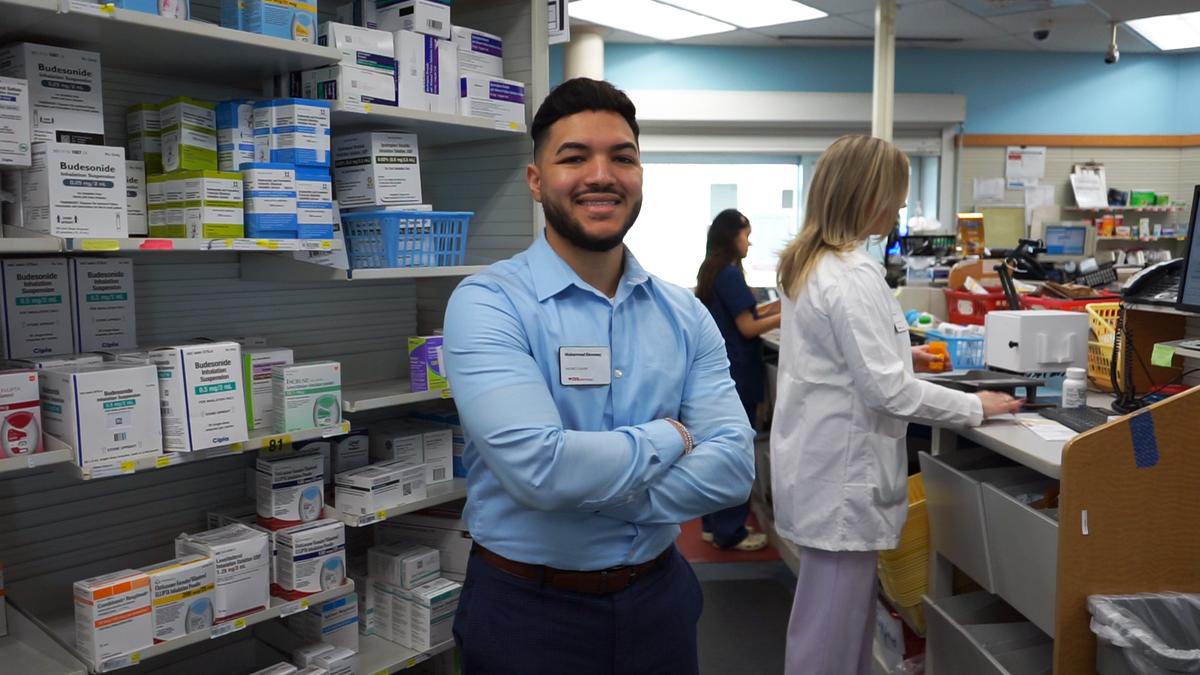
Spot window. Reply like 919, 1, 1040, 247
625, 161, 802, 289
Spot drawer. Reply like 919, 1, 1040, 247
919, 450, 1045, 591
982, 479, 1060, 637
925, 592, 1054, 675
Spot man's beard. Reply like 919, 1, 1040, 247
543, 196, 642, 253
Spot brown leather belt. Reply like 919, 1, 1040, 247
472, 543, 674, 595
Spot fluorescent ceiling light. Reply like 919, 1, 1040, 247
570, 0, 736, 41
1126, 11, 1200, 51
662, 0, 827, 28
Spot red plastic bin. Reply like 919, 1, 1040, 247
943, 288, 1009, 325
1019, 293, 1119, 312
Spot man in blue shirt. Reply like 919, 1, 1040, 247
443, 78, 756, 674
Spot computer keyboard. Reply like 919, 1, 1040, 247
1038, 406, 1113, 433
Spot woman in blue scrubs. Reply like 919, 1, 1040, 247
694, 208, 781, 551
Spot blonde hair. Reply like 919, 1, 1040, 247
777, 135, 909, 298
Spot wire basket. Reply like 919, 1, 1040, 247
341, 210, 472, 269
1021, 294, 1119, 312
1088, 302, 1121, 342
944, 289, 1010, 325
926, 330, 986, 370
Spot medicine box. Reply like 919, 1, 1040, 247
331, 131, 421, 208
395, 31, 458, 115
138, 555, 215, 642
126, 103, 159, 137
333, 428, 369, 474
40, 363, 163, 468
369, 420, 424, 467
112, 0, 189, 17
333, 464, 405, 516
0, 43, 104, 145
73, 570, 153, 663
69, 257, 137, 352
0, 76, 31, 167
452, 25, 503, 77
294, 438, 333, 485
251, 665, 297, 675
313, 646, 358, 675
274, 519, 346, 598
253, 99, 331, 168
410, 577, 460, 651
125, 104, 161, 173
289, 589, 359, 651
408, 335, 446, 393
125, 160, 147, 235
376, 0, 451, 39
318, 22, 396, 73
370, 578, 408, 645
241, 163, 298, 234
175, 524, 270, 621
216, 99, 255, 173
368, 543, 440, 589
334, 0, 377, 29
349, 570, 373, 635
295, 167, 334, 231
256, 451, 325, 529
293, 668, 325, 675
11, 353, 104, 369
23, 142, 128, 237
241, 347, 294, 430
413, 422, 452, 485
375, 461, 427, 505
0, 258, 73, 359
159, 97, 217, 173
243, 0, 318, 44
0, 369, 41, 458
150, 342, 249, 453
460, 74, 526, 130
177, 170, 245, 239
410, 409, 466, 477
271, 360, 341, 433
303, 64, 397, 113
378, 519, 470, 581
293, 642, 334, 667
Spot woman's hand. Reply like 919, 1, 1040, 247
976, 391, 1024, 418
911, 345, 944, 373
758, 299, 781, 317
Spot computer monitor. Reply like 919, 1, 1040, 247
1177, 185, 1200, 311
1044, 224, 1088, 256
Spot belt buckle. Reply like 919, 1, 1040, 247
599, 569, 610, 593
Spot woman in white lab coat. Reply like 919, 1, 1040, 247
771, 135, 1022, 675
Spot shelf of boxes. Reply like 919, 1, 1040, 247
334, 478, 468, 527
0, 604, 88, 675
73, 421, 351, 480
329, 103, 525, 145
240, 255, 488, 282
16, 579, 355, 674
0, 436, 74, 476
357, 635, 456, 674
1, 227, 342, 253
1065, 206, 1183, 213
1096, 235, 1186, 243
0, 0, 341, 87
342, 380, 451, 413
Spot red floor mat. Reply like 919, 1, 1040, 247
676, 513, 781, 564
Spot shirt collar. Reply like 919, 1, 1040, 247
527, 232, 653, 303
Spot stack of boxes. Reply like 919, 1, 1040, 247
246, 98, 334, 238
363, 540, 460, 649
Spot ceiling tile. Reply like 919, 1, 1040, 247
983, 4, 1109, 33
844, 0, 1009, 39
1089, 0, 1200, 22
755, 15, 876, 39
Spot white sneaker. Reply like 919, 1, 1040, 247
699, 524, 756, 545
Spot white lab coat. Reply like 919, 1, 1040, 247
770, 249, 983, 551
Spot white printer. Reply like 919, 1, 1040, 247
984, 310, 1089, 373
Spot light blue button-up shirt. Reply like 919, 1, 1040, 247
442, 234, 756, 570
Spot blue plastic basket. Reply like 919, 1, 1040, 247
926, 330, 986, 370
341, 210, 472, 269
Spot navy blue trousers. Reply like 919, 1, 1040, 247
453, 546, 703, 675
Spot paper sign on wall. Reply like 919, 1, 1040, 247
972, 177, 1005, 203
1006, 146, 1046, 190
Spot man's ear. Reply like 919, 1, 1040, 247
527, 162, 542, 203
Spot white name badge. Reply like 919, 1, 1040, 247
559, 346, 612, 386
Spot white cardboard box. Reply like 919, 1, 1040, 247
0, 369, 40, 459
11, 353, 103, 369
271, 361, 341, 433
459, 74, 526, 130
313, 646, 357, 675
377, 521, 469, 581
40, 363, 163, 468
369, 420, 424, 467
303, 64, 397, 112
292, 642, 334, 667
333, 429, 369, 474
241, 347, 294, 430
413, 422, 452, 485
0, 43, 104, 144
0, 258, 73, 359
256, 452, 325, 529
216, 99, 255, 173
0, 76, 31, 167
368, 543, 439, 589
289, 590, 359, 651
274, 518, 346, 596
125, 160, 147, 235
369, 579, 407, 645
395, 30, 458, 114
175, 524, 270, 621
318, 22, 396, 73
69, 257, 137, 352
23, 142, 128, 237
409, 577, 460, 651
375, 0, 450, 39
451, 25, 503, 77
374, 461, 427, 505
73, 570, 153, 663
333, 463, 404, 516
331, 131, 421, 208
253, 99, 331, 167
138, 555, 215, 642
150, 342, 248, 452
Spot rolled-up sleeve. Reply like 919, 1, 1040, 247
443, 280, 687, 513
601, 307, 756, 525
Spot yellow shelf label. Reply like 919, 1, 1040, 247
321, 240, 332, 250
119, 460, 136, 473
155, 456, 171, 468
261, 433, 293, 453
99, 2, 115, 13
376, 510, 388, 520
81, 239, 120, 251
130, 652, 140, 664
256, 239, 279, 250
439, 388, 453, 399
363, 103, 373, 113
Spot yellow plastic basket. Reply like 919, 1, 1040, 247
1088, 341, 1123, 391
1088, 302, 1120, 342
879, 475, 929, 615
1086, 303, 1122, 391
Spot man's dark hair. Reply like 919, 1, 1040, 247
530, 78, 639, 157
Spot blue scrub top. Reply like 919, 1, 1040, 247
704, 264, 764, 409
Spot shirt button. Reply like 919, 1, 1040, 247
614, 369, 624, 378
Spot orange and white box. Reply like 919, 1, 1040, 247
73, 569, 153, 663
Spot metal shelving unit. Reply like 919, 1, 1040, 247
238, 255, 488, 282
0, 604, 88, 675
1, 227, 341, 253
330, 102, 525, 144
342, 380, 449, 413
0, 434, 74, 476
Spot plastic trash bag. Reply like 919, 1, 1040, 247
1089, 593, 1200, 674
